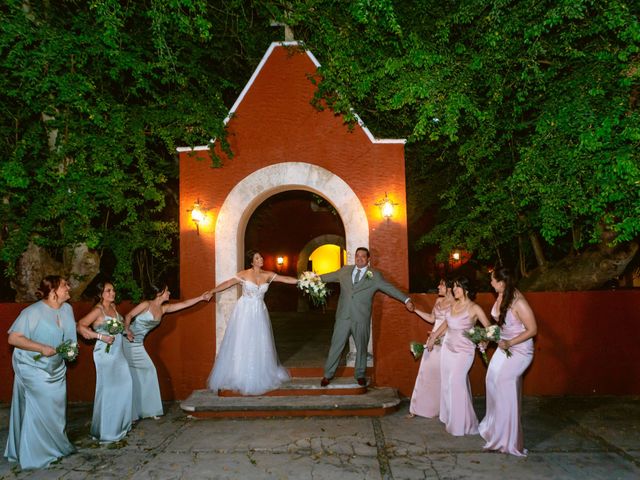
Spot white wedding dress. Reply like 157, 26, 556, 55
207, 276, 290, 395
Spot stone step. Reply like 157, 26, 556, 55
180, 383, 401, 418
217, 376, 367, 397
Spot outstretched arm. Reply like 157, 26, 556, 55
163, 291, 213, 314
209, 276, 241, 295
375, 273, 413, 310
272, 273, 298, 285
414, 308, 435, 324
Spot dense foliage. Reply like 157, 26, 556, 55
1, 0, 638, 298
0, 0, 274, 298
284, 0, 640, 273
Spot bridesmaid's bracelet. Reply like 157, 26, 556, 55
97, 334, 103, 341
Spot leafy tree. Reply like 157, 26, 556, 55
277, 0, 640, 287
0, 0, 275, 299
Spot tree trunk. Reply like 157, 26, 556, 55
11, 242, 100, 301
518, 240, 638, 291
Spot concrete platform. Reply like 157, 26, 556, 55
181, 382, 400, 418
1, 396, 639, 479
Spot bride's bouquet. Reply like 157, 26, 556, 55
297, 271, 330, 307
104, 317, 125, 353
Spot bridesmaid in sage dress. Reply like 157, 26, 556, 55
407, 279, 453, 418
430, 276, 491, 436
5, 276, 77, 470
77, 281, 133, 443
479, 266, 537, 456
123, 285, 212, 420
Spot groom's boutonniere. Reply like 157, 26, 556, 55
365, 270, 374, 280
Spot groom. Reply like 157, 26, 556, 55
319, 247, 414, 387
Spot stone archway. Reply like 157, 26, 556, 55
296, 234, 346, 274
214, 162, 369, 358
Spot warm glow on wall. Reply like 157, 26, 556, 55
309, 244, 343, 274
187, 199, 210, 235
375, 192, 399, 221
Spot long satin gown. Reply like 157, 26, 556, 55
479, 300, 534, 456
409, 301, 449, 418
208, 277, 290, 395
439, 307, 480, 436
91, 311, 133, 443
122, 310, 163, 420
4, 301, 77, 470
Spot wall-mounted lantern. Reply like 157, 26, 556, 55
375, 193, 398, 221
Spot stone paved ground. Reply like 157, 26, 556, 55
0, 396, 638, 479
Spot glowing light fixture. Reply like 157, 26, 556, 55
375, 193, 398, 220
188, 199, 207, 235
452, 251, 461, 261
276, 256, 284, 270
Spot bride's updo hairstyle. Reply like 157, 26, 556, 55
245, 249, 261, 268
35, 275, 64, 300
453, 276, 476, 301
492, 265, 516, 326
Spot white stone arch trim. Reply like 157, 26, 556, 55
213, 162, 369, 356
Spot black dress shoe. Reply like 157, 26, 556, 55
357, 378, 367, 386
320, 377, 331, 387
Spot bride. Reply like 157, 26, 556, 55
207, 250, 298, 395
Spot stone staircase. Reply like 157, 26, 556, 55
180, 376, 401, 418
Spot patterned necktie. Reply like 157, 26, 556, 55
354, 269, 361, 284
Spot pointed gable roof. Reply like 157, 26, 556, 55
177, 41, 405, 152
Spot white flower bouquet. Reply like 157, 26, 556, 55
297, 271, 330, 307
104, 317, 125, 353
34, 339, 79, 361
485, 324, 512, 358
464, 326, 489, 364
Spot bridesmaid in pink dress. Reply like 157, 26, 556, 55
407, 279, 454, 418
479, 266, 537, 456
430, 276, 491, 436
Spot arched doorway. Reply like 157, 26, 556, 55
214, 162, 369, 368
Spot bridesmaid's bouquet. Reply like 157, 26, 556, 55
464, 326, 489, 364
485, 325, 512, 358
297, 271, 330, 307
104, 317, 125, 353
34, 339, 79, 361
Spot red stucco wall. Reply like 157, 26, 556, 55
1, 290, 639, 402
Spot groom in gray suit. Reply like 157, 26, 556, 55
319, 247, 414, 386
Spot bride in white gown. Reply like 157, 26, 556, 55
207, 250, 298, 395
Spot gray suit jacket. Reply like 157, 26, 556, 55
320, 266, 408, 325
